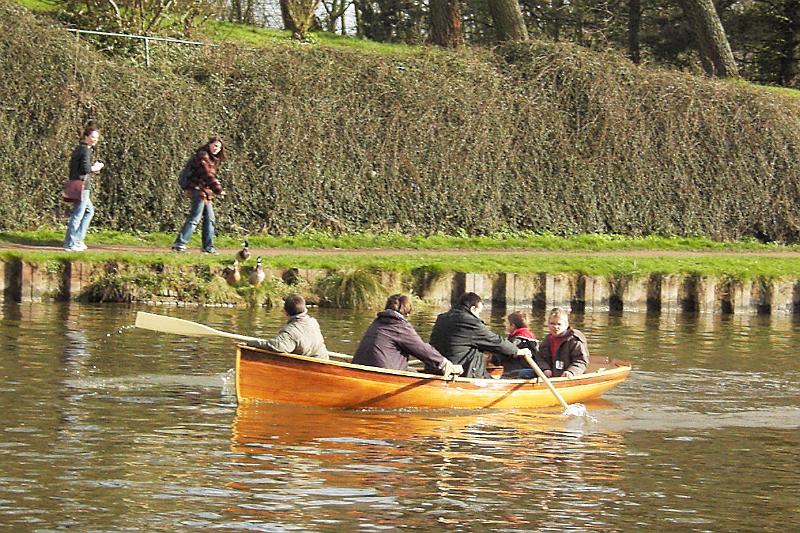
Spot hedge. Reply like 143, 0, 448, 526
3, 0, 800, 241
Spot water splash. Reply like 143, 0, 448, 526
106, 324, 137, 337
562, 402, 598, 423
221, 368, 237, 397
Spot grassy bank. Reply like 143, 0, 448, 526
4, 231, 800, 280
4, 229, 799, 252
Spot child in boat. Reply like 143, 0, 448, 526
493, 311, 539, 379
535, 307, 589, 378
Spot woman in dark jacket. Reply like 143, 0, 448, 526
64, 125, 104, 251
172, 136, 226, 254
354, 294, 462, 378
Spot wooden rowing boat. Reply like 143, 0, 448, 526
235, 344, 631, 409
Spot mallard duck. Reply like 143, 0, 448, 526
249, 256, 265, 287
235, 240, 251, 263
222, 259, 241, 285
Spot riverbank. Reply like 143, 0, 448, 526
3, 232, 800, 315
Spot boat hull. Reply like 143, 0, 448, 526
235, 345, 631, 409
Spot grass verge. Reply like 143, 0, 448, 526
3, 229, 799, 252
4, 233, 800, 280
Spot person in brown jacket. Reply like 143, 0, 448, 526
172, 136, 226, 254
354, 294, 462, 378
534, 307, 589, 378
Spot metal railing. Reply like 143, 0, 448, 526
67, 28, 217, 67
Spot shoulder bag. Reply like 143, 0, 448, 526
62, 178, 84, 203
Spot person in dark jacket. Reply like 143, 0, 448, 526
429, 292, 531, 379
354, 294, 463, 378
64, 125, 104, 252
493, 311, 540, 378
172, 136, 226, 254
534, 307, 589, 378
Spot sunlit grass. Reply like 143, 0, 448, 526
727, 77, 800, 101
3, 229, 798, 252
5, 232, 800, 281
17, 0, 58, 11
202, 19, 433, 56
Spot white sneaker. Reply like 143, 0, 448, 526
75, 242, 88, 251
63, 245, 83, 252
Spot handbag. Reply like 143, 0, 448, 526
62, 178, 84, 203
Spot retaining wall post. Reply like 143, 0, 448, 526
545, 273, 577, 311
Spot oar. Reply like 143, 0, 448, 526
523, 353, 588, 418
135, 311, 262, 342
134, 311, 354, 362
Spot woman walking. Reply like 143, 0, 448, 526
64, 125, 104, 252
172, 136, 226, 254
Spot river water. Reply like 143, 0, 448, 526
0, 302, 798, 532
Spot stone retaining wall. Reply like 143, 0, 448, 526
2, 260, 799, 315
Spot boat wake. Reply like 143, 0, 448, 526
64, 370, 235, 394
593, 405, 800, 431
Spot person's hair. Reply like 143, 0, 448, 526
507, 311, 528, 329
548, 307, 570, 323
385, 293, 413, 316
202, 136, 226, 162
82, 125, 99, 139
458, 292, 482, 309
283, 294, 306, 316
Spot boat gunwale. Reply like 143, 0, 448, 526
235, 343, 632, 388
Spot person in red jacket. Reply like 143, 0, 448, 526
535, 307, 589, 378
354, 294, 462, 378
172, 136, 226, 254
492, 311, 539, 378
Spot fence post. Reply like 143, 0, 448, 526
144, 36, 150, 68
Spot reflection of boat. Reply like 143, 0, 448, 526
231, 403, 482, 448
235, 345, 631, 409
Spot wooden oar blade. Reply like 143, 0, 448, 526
134, 311, 261, 342
136, 311, 215, 337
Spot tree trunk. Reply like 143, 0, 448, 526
628, 0, 641, 64
231, 0, 243, 22
488, 0, 528, 42
429, 0, 463, 48
676, 0, 739, 77
279, 0, 320, 38
279, 0, 294, 32
547, 0, 563, 41
779, 0, 800, 86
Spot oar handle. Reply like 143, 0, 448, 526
523, 353, 569, 409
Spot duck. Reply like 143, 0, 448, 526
222, 259, 241, 285
249, 256, 265, 287
235, 240, 251, 263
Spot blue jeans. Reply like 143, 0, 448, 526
174, 191, 215, 251
64, 189, 94, 248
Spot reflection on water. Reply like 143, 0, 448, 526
228, 403, 627, 530
0, 302, 798, 531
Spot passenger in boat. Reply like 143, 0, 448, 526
246, 294, 329, 359
492, 311, 540, 379
535, 307, 589, 378
429, 292, 531, 379
353, 294, 463, 378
